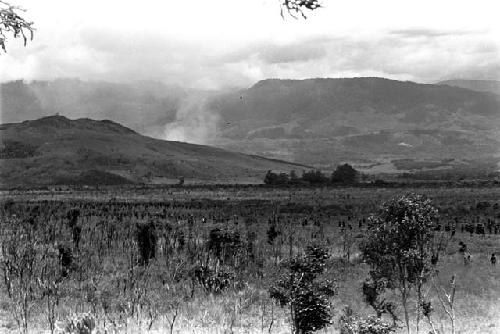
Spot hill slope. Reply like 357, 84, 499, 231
210, 77, 500, 174
438, 79, 500, 95
0, 115, 303, 186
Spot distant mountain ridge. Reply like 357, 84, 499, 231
210, 77, 500, 173
2, 77, 499, 176
437, 79, 500, 95
0, 115, 303, 186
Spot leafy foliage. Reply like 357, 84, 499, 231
281, 0, 322, 19
360, 193, 439, 332
301, 170, 329, 185
207, 228, 242, 262
361, 193, 438, 283
269, 245, 336, 333
0, 1, 34, 52
340, 307, 396, 334
60, 313, 96, 334
267, 223, 280, 245
190, 264, 235, 294
265, 166, 360, 186
264, 170, 291, 185
362, 277, 398, 323
331, 164, 359, 184
136, 223, 157, 265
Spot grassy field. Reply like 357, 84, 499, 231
0, 186, 499, 334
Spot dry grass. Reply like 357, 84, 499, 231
1, 187, 499, 334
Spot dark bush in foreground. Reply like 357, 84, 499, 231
136, 223, 157, 265
270, 245, 336, 334
190, 264, 235, 294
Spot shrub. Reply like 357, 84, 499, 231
331, 164, 359, 184
269, 245, 336, 334
266, 224, 280, 245
207, 228, 242, 262
190, 264, 235, 294
302, 170, 329, 185
60, 313, 96, 334
136, 223, 157, 265
264, 170, 290, 185
57, 244, 73, 277
340, 307, 395, 334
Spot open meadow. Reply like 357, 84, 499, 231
1, 185, 499, 334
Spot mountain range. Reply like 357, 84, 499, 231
210, 78, 500, 173
1, 77, 499, 181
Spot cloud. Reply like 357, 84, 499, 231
389, 28, 477, 38
258, 41, 327, 64
208, 33, 500, 85
0, 0, 499, 88
2, 27, 498, 89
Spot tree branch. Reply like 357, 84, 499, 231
0, 0, 34, 52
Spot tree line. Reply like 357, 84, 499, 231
264, 163, 360, 186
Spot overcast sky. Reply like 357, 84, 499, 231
1, 0, 499, 89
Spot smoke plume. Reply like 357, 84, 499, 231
163, 94, 219, 145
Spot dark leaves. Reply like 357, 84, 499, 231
281, 0, 322, 19
0, 1, 35, 53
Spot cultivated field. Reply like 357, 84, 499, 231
1, 186, 499, 334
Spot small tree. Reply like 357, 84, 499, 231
331, 164, 359, 184
136, 223, 157, 266
66, 209, 81, 249
264, 170, 278, 185
360, 193, 439, 334
0, 220, 39, 334
38, 244, 66, 334
269, 245, 336, 334
207, 228, 242, 264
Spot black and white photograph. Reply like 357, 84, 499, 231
0, 0, 499, 333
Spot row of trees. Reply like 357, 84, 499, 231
264, 164, 360, 186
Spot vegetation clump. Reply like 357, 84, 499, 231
269, 245, 336, 334
360, 193, 440, 334
264, 163, 360, 186
190, 264, 235, 294
136, 223, 157, 265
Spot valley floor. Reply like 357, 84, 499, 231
0, 186, 499, 333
